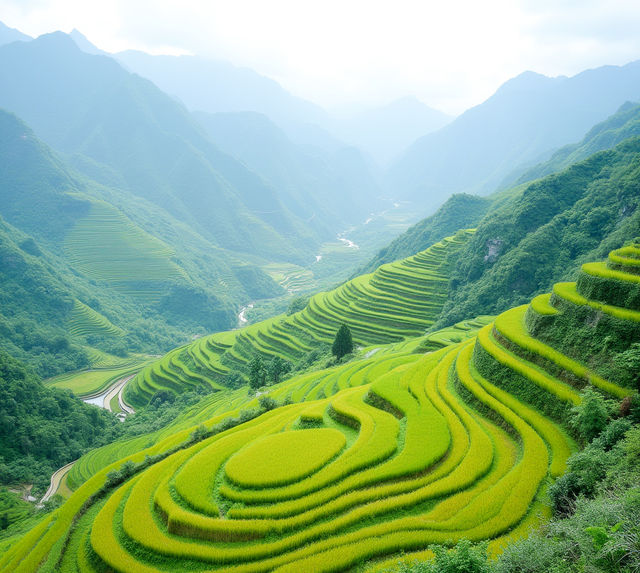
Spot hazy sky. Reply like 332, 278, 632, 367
1, 0, 640, 115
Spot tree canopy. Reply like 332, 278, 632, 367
332, 324, 353, 361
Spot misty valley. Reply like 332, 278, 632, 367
0, 14, 640, 573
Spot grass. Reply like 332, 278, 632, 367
126, 231, 474, 406
225, 429, 346, 488
45, 362, 148, 397
68, 299, 125, 339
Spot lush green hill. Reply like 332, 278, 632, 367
0, 109, 265, 374
124, 231, 474, 407
435, 136, 640, 327
2, 243, 637, 572
0, 351, 119, 492
357, 193, 492, 273
0, 32, 330, 264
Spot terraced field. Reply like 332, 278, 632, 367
46, 359, 153, 397
263, 262, 315, 293
3, 245, 638, 572
67, 299, 125, 340
125, 230, 475, 406
64, 199, 186, 304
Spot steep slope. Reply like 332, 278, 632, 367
3, 244, 637, 572
357, 193, 492, 273
125, 231, 474, 406
0, 21, 30, 46
514, 100, 640, 185
114, 49, 328, 135
0, 32, 322, 263
435, 136, 640, 327
389, 63, 640, 212
0, 351, 119, 491
0, 108, 292, 374
195, 111, 383, 232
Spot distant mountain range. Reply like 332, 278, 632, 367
388, 64, 640, 213
0, 21, 30, 46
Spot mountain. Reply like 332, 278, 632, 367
434, 135, 640, 327
69, 28, 107, 56
513, 100, 640, 185
329, 97, 452, 165
193, 111, 384, 234
389, 63, 640, 212
0, 21, 30, 47
114, 49, 328, 135
0, 108, 269, 375
0, 32, 325, 264
355, 193, 492, 273
4, 234, 638, 570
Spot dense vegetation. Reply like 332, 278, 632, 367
0, 352, 119, 491
3, 25, 640, 573
357, 193, 491, 274
2, 241, 637, 571
434, 136, 640, 327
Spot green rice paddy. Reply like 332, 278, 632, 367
3, 244, 638, 572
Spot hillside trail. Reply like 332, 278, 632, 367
37, 460, 75, 508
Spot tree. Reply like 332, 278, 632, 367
248, 356, 267, 391
570, 388, 608, 442
332, 324, 353, 361
267, 356, 291, 384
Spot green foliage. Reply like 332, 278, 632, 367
429, 540, 491, 573
549, 419, 632, 516
267, 356, 292, 384
570, 388, 610, 443
287, 295, 310, 315
359, 193, 491, 274
619, 343, 640, 390
434, 137, 640, 328
332, 323, 354, 361
248, 355, 267, 390
498, 427, 640, 573
0, 488, 34, 532
0, 351, 119, 491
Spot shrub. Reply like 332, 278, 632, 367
570, 388, 609, 443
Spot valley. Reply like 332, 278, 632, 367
1, 15, 640, 573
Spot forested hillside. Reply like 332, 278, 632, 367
436, 136, 640, 326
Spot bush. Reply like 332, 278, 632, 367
570, 388, 609, 443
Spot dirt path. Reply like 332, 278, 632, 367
37, 460, 75, 507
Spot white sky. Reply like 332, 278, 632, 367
1, 0, 640, 115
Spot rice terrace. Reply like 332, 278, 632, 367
1, 7, 640, 573
3, 239, 639, 572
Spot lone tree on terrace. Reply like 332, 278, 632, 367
332, 324, 353, 361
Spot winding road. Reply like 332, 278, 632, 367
82, 374, 136, 417
37, 460, 75, 507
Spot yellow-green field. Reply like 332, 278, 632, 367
3, 245, 638, 572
